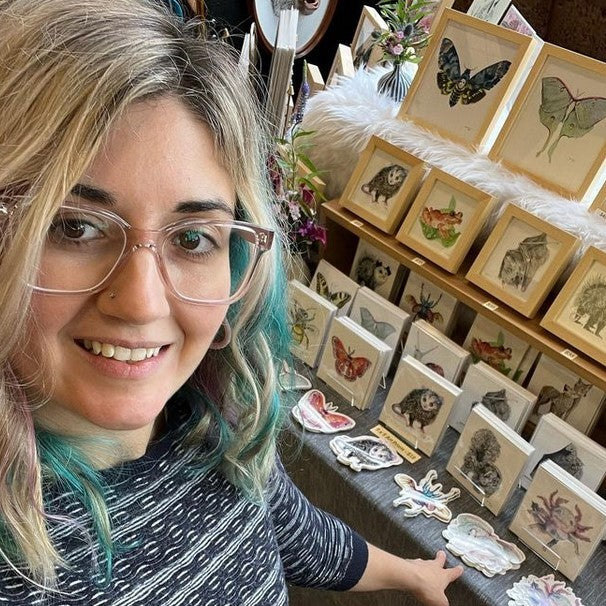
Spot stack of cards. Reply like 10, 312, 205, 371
449, 361, 537, 433
403, 319, 471, 384
447, 404, 534, 515
398, 271, 459, 336
463, 314, 530, 383
527, 353, 606, 435
350, 239, 406, 302
349, 286, 411, 373
379, 354, 462, 456
521, 412, 606, 491
317, 316, 392, 410
288, 280, 337, 368
510, 460, 606, 582
310, 259, 359, 316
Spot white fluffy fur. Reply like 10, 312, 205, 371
302, 68, 606, 259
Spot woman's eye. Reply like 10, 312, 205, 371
49, 218, 100, 241
174, 229, 216, 254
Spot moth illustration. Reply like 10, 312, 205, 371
536, 76, 606, 162
315, 272, 352, 309
331, 336, 372, 382
572, 275, 606, 338
360, 164, 408, 205
354, 256, 392, 290
437, 38, 511, 107
359, 307, 396, 340
498, 233, 549, 293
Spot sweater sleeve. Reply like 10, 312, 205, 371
266, 458, 368, 591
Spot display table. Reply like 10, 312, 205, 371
280, 373, 606, 606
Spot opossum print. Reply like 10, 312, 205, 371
361, 164, 408, 205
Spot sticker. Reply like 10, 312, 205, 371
393, 469, 460, 523
291, 389, 355, 434
350, 219, 364, 228
442, 513, 525, 577
506, 574, 584, 606
412, 257, 425, 266
279, 362, 313, 392
482, 301, 499, 311
329, 435, 403, 472
560, 349, 578, 360
371, 425, 421, 463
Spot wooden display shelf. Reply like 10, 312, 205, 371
321, 199, 606, 393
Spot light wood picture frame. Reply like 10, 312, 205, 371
397, 9, 536, 150
540, 246, 606, 365
396, 167, 495, 273
327, 43, 355, 87
351, 5, 388, 69
466, 204, 580, 318
339, 135, 425, 234
490, 44, 606, 201
589, 180, 606, 218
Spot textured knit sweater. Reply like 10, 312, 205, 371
0, 399, 368, 605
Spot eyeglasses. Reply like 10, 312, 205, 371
29, 205, 274, 305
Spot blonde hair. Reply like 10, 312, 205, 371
0, 0, 286, 586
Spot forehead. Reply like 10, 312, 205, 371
79, 96, 236, 218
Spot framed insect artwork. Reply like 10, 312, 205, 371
288, 279, 338, 368
397, 9, 536, 150
398, 271, 459, 336
467, 0, 512, 24
379, 354, 461, 457
396, 167, 495, 273
317, 316, 391, 410
526, 353, 605, 435
326, 43, 355, 88
349, 286, 411, 373
588, 180, 606, 219
466, 204, 580, 318
510, 460, 606, 582
463, 313, 530, 382
521, 412, 606, 492
540, 246, 606, 366
490, 43, 606, 201
498, 4, 536, 37
447, 404, 534, 516
349, 238, 405, 301
350, 5, 388, 70
339, 135, 425, 235
448, 360, 537, 433
309, 259, 359, 316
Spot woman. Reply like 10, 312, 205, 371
0, 0, 462, 604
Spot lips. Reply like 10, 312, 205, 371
79, 339, 163, 362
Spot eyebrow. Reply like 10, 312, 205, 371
70, 183, 235, 217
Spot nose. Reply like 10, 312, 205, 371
97, 244, 171, 323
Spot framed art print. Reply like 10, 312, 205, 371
467, 0, 512, 24
498, 4, 536, 37
340, 136, 425, 234
490, 43, 606, 201
396, 167, 495, 273
310, 259, 359, 316
526, 353, 605, 435
350, 238, 405, 301
540, 246, 606, 366
466, 204, 579, 318
351, 5, 388, 69
397, 9, 536, 150
379, 354, 461, 456
327, 43, 355, 87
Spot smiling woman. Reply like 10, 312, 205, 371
0, 1, 461, 605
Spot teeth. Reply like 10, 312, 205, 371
83, 340, 162, 361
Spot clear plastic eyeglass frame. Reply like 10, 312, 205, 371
2, 203, 274, 305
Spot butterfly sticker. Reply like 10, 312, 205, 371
359, 307, 396, 340
291, 389, 356, 433
316, 272, 352, 309
331, 336, 372, 382
536, 76, 606, 162
437, 38, 511, 107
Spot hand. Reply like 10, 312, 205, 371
404, 551, 464, 606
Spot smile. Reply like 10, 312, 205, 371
80, 340, 162, 362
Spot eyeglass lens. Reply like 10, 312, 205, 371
34, 207, 259, 302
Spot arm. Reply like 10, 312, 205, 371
351, 543, 464, 606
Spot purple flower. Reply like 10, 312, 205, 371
391, 43, 404, 56
298, 219, 327, 246
288, 199, 301, 221
395, 30, 405, 40
298, 183, 315, 208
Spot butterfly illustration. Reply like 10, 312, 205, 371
359, 307, 396, 340
331, 336, 372, 382
437, 38, 511, 107
536, 76, 606, 162
316, 272, 352, 309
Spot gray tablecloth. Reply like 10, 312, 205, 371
280, 371, 606, 606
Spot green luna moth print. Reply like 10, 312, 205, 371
419, 195, 463, 247
536, 76, 606, 162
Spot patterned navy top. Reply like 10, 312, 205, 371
0, 396, 368, 605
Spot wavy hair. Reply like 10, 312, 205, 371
0, 0, 290, 587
